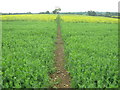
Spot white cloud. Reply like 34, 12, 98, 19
0, 0, 119, 13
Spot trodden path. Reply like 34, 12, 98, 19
50, 15, 71, 88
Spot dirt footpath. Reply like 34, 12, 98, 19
50, 15, 71, 88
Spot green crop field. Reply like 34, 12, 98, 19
61, 22, 118, 88
1, 14, 119, 88
2, 21, 56, 88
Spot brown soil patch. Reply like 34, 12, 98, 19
50, 17, 71, 88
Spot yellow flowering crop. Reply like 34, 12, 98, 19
1, 14, 119, 23
1, 14, 57, 21
61, 15, 118, 24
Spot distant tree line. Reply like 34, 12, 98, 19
87, 10, 119, 17
86, 12, 117, 17
1, 10, 119, 18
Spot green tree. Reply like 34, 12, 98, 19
27, 12, 32, 14
52, 8, 61, 14
87, 11, 97, 16
46, 11, 50, 14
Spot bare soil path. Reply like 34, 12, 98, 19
50, 15, 71, 88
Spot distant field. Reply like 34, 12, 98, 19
1, 14, 118, 23
1, 14, 57, 21
61, 15, 118, 23
1, 14, 118, 88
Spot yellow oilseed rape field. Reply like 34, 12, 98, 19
1, 14, 119, 23
1, 14, 57, 21
61, 15, 118, 23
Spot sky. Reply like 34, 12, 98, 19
0, 0, 119, 13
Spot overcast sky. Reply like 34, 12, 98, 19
0, 0, 119, 13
